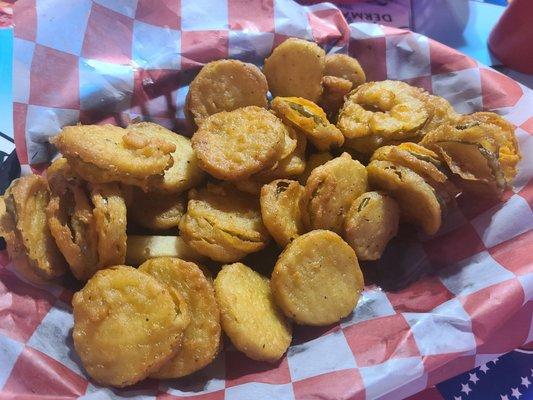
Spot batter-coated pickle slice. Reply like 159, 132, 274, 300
367, 160, 443, 235
139, 257, 221, 378
264, 38, 326, 102
214, 262, 292, 362
324, 54, 366, 88
271, 230, 364, 326
72, 266, 189, 387
192, 106, 285, 180
271, 96, 344, 151
46, 158, 100, 281
127, 122, 205, 193
343, 191, 399, 261
179, 184, 270, 262
52, 124, 176, 190
302, 152, 367, 233
260, 179, 306, 247
2, 175, 67, 283
187, 59, 269, 127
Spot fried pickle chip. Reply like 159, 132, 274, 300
324, 54, 366, 87
52, 124, 175, 190
254, 130, 307, 182
191, 106, 285, 180
139, 257, 221, 378
271, 96, 344, 151
234, 130, 307, 196
214, 262, 292, 362
179, 184, 270, 262
46, 158, 100, 281
127, 122, 205, 193
2, 175, 67, 283
126, 235, 206, 266
90, 183, 127, 267
271, 230, 363, 325
367, 160, 442, 235
0, 196, 49, 284
371, 143, 460, 205
319, 75, 354, 119
186, 59, 268, 127
301, 153, 367, 233
419, 95, 459, 136
264, 38, 326, 102
343, 191, 399, 260
260, 180, 305, 247
298, 152, 333, 185
420, 112, 520, 198
72, 266, 189, 387
337, 81, 430, 153
126, 186, 186, 230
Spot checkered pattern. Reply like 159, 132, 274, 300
3, 0, 533, 399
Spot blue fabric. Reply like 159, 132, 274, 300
437, 350, 533, 400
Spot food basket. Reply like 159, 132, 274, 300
1, 0, 532, 398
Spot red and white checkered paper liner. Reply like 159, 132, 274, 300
3, 0, 533, 399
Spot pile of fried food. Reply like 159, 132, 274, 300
0, 38, 521, 388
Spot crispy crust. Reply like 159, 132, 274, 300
260, 180, 306, 247
89, 183, 127, 267
187, 59, 268, 127
3, 175, 67, 282
127, 186, 187, 230
367, 160, 442, 235
337, 80, 430, 152
215, 263, 292, 362
140, 258, 221, 378
271, 230, 364, 326
127, 122, 205, 193
191, 106, 285, 180
52, 124, 175, 189
46, 159, 100, 281
301, 153, 367, 233
72, 266, 189, 387
319, 75, 354, 118
264, 38, 326, 102
343, 191, 399, 260
271, 96, 344, 151
324, 54, 366, 87
179, 184, 270, 262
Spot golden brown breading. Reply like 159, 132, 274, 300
260, 180, 305, 247
324, 54, 366, 87
46, 158, 100, 281
214, 262, 292, 362
264, 38, 326, 102
127, 122, 205, 193
301, 153, 367, 233
2, 175, 67, 283
179, 184, 270, 262
343, 191, 399, 260
51, 124, 175, 190
271, 230, 364, 325
126, 186, 186, 230
366, 160, 443, 235
89, 182, 127, 267
187, 59, 269, 126
191, 106, 285, 180
271, 96, 344, 151
139, 257, 221, 378
72, 266, 189, 387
